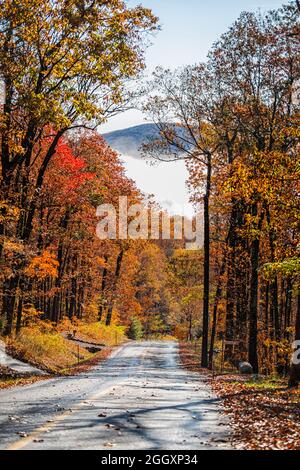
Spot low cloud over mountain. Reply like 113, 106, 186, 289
102, 124, 158, 159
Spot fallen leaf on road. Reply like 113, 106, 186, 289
104, 442, 116, 448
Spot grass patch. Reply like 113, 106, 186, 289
4, 321, 127, 376
240, 376, 287, 390
7, 326, 91, 374
74, 322, 126, 347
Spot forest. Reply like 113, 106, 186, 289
142, 2, 300, 387
0, 0, 299, 394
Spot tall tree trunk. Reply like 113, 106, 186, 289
236, 263, 248, 359
265, 282, 270, 333
270, 278, 280, 340
15, 277, 26, 334
248, 237, 260, 373
76, 286, 84, 319
69, 277, 77, 320
106, 250, 124, 326
201, 154, 211, 368
209, 256, 226, 369
248, 205, 263, 373
289, 291, 300, 387
51, 209, 70, 323
266, 206, 280, 341
225, 255, 235, 342
15, 295, 23, 335
224, 204, 239, 360
99, 256, 108, 322
2, 276, 19, 336
284, 280, 293, 338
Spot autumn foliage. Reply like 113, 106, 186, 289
0, 0, 299, 391
143, 2, 300, 384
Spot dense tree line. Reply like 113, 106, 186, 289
143, 2, 300, 384
0, 1, 173, 337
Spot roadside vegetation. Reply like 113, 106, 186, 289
143, 2, 300, 386
2, 320, 127, 375
180, 342, 300, 450
0, 1, 180, 376
0, 365, 48, 390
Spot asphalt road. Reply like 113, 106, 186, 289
0, 341, 231, 450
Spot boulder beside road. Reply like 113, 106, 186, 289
238, 361, 253, 375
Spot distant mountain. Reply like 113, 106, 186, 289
102, 124, 159, 159
102, 123, 189, 160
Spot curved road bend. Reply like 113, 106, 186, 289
0, 341, 231, 450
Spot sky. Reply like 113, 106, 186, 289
100, 0, 286, 215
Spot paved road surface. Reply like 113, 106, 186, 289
0, 341, 231, 450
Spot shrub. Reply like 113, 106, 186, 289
75, 322, 126, 346
7, 326, 90, 373
127, 317, 144, 340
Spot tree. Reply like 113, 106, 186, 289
204, 2, 300, 372
142, 2, 300, 373
127, 317, 144, 341
0, 0, 158, 334
143, 66, 219, 367
289, 292, 300, 387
